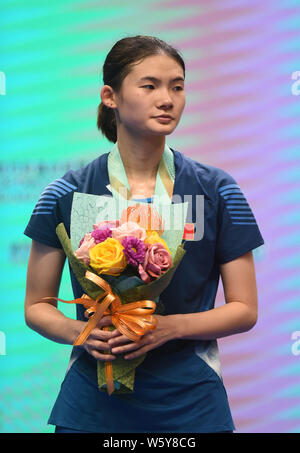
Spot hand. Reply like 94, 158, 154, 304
107, 314, 178, 360
79, 315, 124, 362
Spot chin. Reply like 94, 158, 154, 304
150, 125, 176, 136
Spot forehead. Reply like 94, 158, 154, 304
127, 54, 184, 80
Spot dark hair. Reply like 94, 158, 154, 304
97, 35, 185, 143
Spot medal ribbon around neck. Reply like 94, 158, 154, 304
107, 142, 175, 203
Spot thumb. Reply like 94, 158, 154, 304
97, 315, 114, 328
96, 316, 122, 337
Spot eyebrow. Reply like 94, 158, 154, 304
139, 76, 185, 83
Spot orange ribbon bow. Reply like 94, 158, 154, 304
43, 270, 157, 395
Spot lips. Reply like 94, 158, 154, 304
154, 115, 173, 119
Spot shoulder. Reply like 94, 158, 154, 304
40, 154, 106, 203
24, 154, 108, 247
172, 148, 238, 198
60, 154, 105, 191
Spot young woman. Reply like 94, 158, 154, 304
24, 35, 264, 433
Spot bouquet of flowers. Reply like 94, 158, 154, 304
51, 201, 187, 395
74, 204, 173, 284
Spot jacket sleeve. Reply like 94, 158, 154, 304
215, 170, 264, 264
24, 176, 77, 249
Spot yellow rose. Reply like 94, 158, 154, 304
145, 230, 171, 255
89, 238, 127, 276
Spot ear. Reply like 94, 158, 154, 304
100, 85, 117, 109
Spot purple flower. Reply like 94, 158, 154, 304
121, 236, 146, 267
91, 227, 112, 244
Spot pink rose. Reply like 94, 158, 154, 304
74, 233, 95, 265
111, 221, 147, 242
93, 220, 120, 231
138, 242, 172, 283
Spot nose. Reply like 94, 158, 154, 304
156, 89, 173, 109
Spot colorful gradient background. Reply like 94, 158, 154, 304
1, 0, 300, 433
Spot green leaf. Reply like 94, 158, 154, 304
97, 354, 146, 394
56, 223, 106, 300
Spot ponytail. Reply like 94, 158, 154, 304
97, 102, 117, 143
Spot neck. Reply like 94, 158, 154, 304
116, 129, 165, 181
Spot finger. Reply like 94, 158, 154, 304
102, 328, 123, 339
123, 342, 151, 359
91, 328, 122, 341
88, 349, 117, 361
110, 340, 142, 355
84, 341, 117, 356
124, 348, 147, 360
110, 328, 123, 337
108, 335, 135, 347
97, 316, 114, 327
87, 339, 112, 352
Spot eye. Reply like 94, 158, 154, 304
173, 86, 184, 91
142, 84, 155, 89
